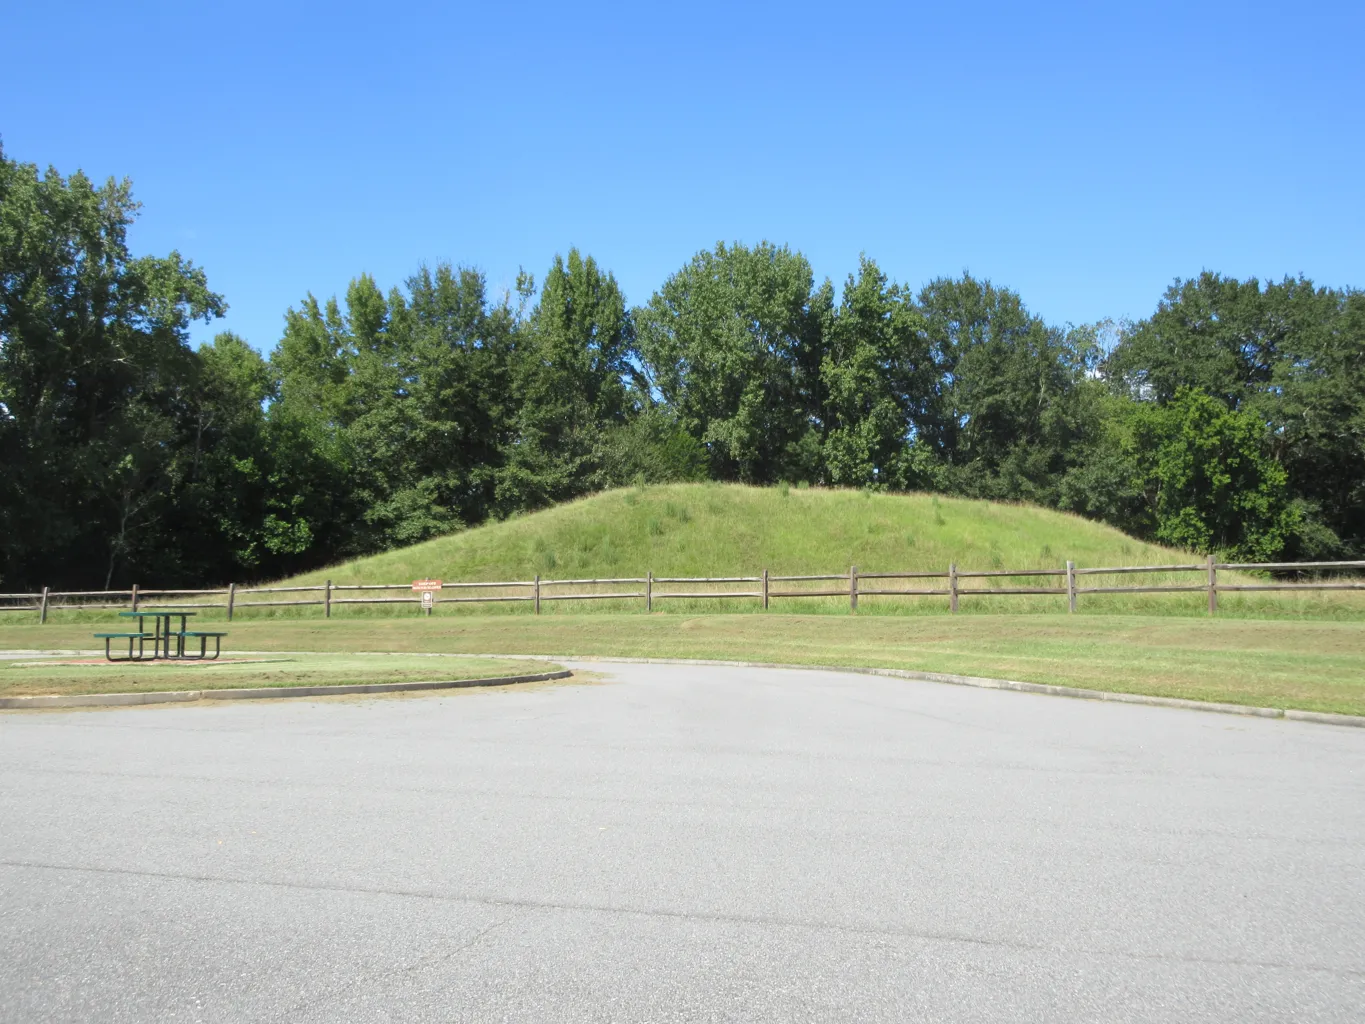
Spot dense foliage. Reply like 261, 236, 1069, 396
3, 147, 1362, 587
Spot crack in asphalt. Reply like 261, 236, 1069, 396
3, 858, 1359, 980
266, 911, 520, 1022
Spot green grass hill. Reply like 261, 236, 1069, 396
263, 484, 1361, 618
292, 483, 1180, 586
266, 484, 1363, 618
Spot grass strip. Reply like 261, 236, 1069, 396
0, 653, 555, 698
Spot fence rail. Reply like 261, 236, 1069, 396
4, 557, 1364, 621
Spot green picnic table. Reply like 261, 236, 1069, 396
94, 610, 227, 662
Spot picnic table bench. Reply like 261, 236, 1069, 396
94, 610, 227, 661
94, 631, 157, 662
179, 630, 227, 659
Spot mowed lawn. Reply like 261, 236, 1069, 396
3, 614, 1363, 715
0, 652, 558, 698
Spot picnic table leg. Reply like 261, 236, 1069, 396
177, 633, 223, 661
105, 635, 137, 662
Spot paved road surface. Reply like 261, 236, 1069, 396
1, 662, 1362, 1023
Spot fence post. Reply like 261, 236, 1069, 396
850, 565, 858, 612
1066, 561, 1076, 613
227, 582, 236, 622
534, 574, 541, 615
130, 583, 139, 612
646, 570, 653, 612
1206, 554, 1218, 614
325, 579, 332, 618
762, 569, 769, 610
39, 586, 49, 624
949, 563, 958, 614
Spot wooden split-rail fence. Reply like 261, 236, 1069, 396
3, 558, 1364, 622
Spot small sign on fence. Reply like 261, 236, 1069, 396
413, 579, 441, 617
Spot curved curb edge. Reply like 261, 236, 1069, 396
0, 670, 573, 710
469, 654, 1365, 729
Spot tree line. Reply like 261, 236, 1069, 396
3, 147, 1363, 589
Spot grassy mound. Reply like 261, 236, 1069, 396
249, 483, 1365, 618
293, 483, 1180, 585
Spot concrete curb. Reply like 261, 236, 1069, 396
0, 670, 573, 710
463, 654, 1365, 729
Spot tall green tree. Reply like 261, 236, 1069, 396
269, 264, 522, 559
1105, 272, 1320, 407
496, 250, 636, 512
636, 241, 828, 483
1106, 273, 1365, 556
1128, 388, 1298, 560
161, 332, 275, 581
0, 145, 225, 588
914, 274, 1094, 502
402, 262, 520, 527
1268, 289, 1365, 556
819, 256, 933, 489
331, 273, 465, 552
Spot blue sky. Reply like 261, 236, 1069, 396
3, 1, 1361, 351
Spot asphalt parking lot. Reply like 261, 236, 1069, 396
1, 661, 1362, 1023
